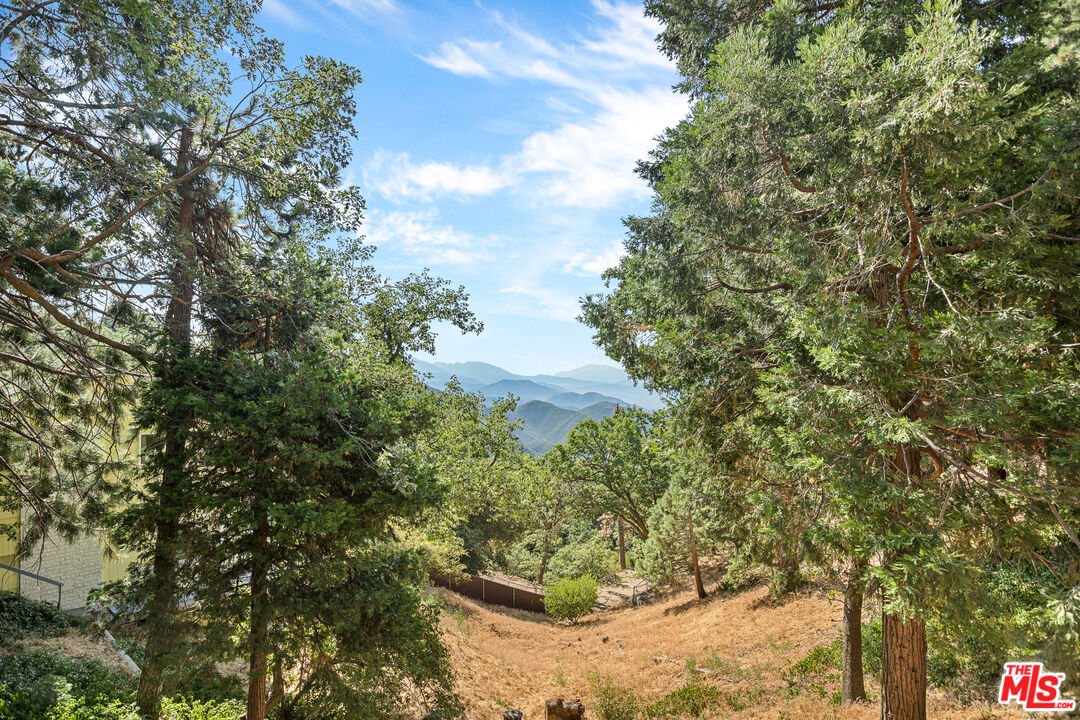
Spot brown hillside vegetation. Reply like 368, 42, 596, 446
435, 585, 1027, 720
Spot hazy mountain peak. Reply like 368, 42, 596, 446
554, 364, 629, 384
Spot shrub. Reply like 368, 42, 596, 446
159, 697, 246, 720
785, 639, 841, 680
587, 672, 639, 720
0, 650, 134, 713
43, 697, 141, 720
715, 557, 760, 594
645, 683, 724, 718
0, 592, 79, 645
546, 539, 619, 584
544, 575, 598, 622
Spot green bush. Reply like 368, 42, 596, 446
546, 539, 619, 585
587, 672, 639, 720
0, 592, 79, 645
0, 650, 134, 717
42, 697, 141, 720
644, 683, 724, 718
0, 647, 241, 720
544, 575, 598, 622
159, 697, 246, 720
785, 639, 841, 679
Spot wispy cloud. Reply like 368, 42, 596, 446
561, 240, 624, 277
421, 40, 498, 78
330, 0, 399, 16
516, 86, 684, 206
498, 285, 582, 321
364, 151, 511, 202
385, 1, 688, 208
363, 208, 494, 266
262, 0, 315, 30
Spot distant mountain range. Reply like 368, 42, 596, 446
413, 360, 661, 455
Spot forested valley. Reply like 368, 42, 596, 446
0, 1, 1077, 720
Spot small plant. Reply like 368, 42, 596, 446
781, 639, 842, 699
785, 640, 841, 679
553, 667, 566, 685
444, 605, 474, 641
545, 575, 598, 623
587, 672, 639, 720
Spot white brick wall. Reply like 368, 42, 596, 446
19, 530, 103, 611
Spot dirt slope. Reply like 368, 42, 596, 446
436, 585, 1025, 720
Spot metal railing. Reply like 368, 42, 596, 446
0, 561, 63, 608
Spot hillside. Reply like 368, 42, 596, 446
511, 400, 618, 455
546, 391, 624, 410
437, 585, 1025, 720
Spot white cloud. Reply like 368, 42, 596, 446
330, 0, 398, 15
262, 0, 313, 30
582, 1, 673, 70
364, 151, 511, 202
561, 240, 624, 276
516, 86, 686, 206
498, 285, 581, 321
421, 41, 497, 78
396, 1, 689, 208
363, 208, 494, 265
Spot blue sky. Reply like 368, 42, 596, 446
259, 0, 687, 375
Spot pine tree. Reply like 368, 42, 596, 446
584, 1, 1080, 717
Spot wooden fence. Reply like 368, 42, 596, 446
432, 573, 545, 614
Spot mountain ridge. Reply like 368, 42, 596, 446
413, 359, 660, 454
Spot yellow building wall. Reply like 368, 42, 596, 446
0, 414, 145, 603
0, 509, 18, 593
100, 422, 142, 585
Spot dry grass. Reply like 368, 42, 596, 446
7, 628, 136, 675
436, 585, 1027, 720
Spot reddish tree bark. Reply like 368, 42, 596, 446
880, 610, 927, 720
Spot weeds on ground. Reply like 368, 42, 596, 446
703, 653, 765, 683
587, 672, 640, 720
644, 682, 727, 718
781, 638, 842, 702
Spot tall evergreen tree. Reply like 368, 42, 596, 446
584, 1, 1080, 717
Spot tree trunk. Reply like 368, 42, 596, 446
617, 518, 626, 571
137, 126, 196, 718
880, 610, 927, 720
842, 559, 867, 703
689, 513, 707, 599
879, 442, 927, 720
771, 543, 802, 596
248, 512, 271, 720
271, 655, 284, 705
538, 524, 552, 585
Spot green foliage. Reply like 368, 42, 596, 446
0, 650, 134, 719
585, 2, 1080, 712
644, 682, 725, 718
0, 592, 79, 646
544, 576, 598, 622
782, 639, 842, 700
586, 673, 640, 720
546, 537, 619, 585
552, 408, 672, 544
714, 557, 761, 595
